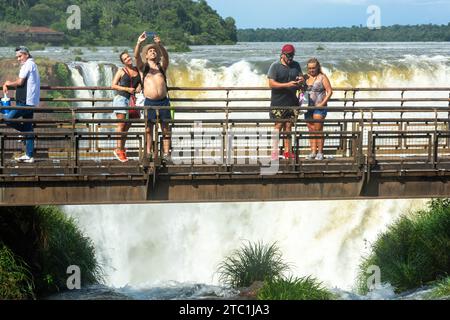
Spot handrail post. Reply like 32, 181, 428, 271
433, 132, 439, 169
225, 89, 230, 166
71, 108, 77, 173
446, 91, 450, 148
434, 108, 438, 168
359, 112, 364, 161
349, 90, 354, 132
74, 135, 79, 174
0, 134, 4, 172
155, 109, 160, 162
368, 131, 375, 177
428, 133, 433, 166
144, 107, 149, 163
447, 91, 450, 148
357, 131, 363, 168
399, 90, 405, 149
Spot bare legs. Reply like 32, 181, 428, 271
116, 113, 131, 151
306, 114, 325, 155
146, 122, 171, 156
273, 121, 293, 155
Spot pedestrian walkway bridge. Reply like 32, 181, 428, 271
1, 86, 450, 205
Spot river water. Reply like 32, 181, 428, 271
2, 42, 448, 299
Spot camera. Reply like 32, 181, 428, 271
145, 31, 156, 38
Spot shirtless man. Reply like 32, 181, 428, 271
134, 32, 170, 161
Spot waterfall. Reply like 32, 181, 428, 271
68, 63, 91, 108
64, 199, 427, 291
59, 45, 448, 297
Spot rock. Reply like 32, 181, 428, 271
238, 281, 265, 299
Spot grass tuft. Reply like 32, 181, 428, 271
0, 244, 35, 299
0, 206, 102, 297
33, 206, 103, 294
257, 275, 334, 300
217, 241, 290, 288
356, 199, 450, 294
428, 277, 450, 299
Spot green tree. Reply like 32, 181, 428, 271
29, 4, 55, 26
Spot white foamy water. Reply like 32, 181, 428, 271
64, 199, 427, 292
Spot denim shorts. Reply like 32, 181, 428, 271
113, 95, 129, 115
145, 97, 171, 121
305, 109, 327, 119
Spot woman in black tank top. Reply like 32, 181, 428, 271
111, 51, 142, 163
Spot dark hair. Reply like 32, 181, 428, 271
119, 51, 129, 64
15, 46, 32, 58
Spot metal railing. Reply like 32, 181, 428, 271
0, 86, 449, 180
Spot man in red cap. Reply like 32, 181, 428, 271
268, 44, 303, 160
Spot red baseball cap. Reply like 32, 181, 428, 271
281, 44, 295, 54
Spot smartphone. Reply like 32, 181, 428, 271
145, 31, 156, 38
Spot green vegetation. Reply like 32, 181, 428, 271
27, 42, 46, 51
217, 241, 335, 300
217, 241, 290, 288
0, 245, 35, 299
33, 206, 102, 293
428, 277, 450, 299
71, 48, 83, 56
238, 24, 450, 42
356, 199, 450, 295
0, 206, 101, 298
0, 0, 237, 49
257, 276, 334, 300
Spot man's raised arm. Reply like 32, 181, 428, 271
134, 32, 147, 71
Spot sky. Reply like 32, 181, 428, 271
205, 0, 450, 29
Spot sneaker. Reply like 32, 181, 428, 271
15, 154, 34, 163
113, 149, 128, 163
315, 153, 324, 161
283, 151, 295, 160
306, 153, 316, 160
271, 151, 279, 161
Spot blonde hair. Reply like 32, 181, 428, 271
307, 58, 323, 74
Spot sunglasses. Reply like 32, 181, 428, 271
284, 52, 295, 60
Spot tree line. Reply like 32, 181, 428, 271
238, 24, 450, 42
0, 0, 237, 50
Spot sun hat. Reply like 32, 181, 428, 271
140, 43, 161, 63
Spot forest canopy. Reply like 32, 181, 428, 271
238, 24, 450, 42
0, 0, 237, 48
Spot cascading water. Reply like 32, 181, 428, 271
68, 61, 117, 108
56, 43, 449, 299
64, 199, 428, 292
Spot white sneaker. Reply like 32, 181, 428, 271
306, 153, 316, 160
315, 153, 324, 161
16, 154, 34, 163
